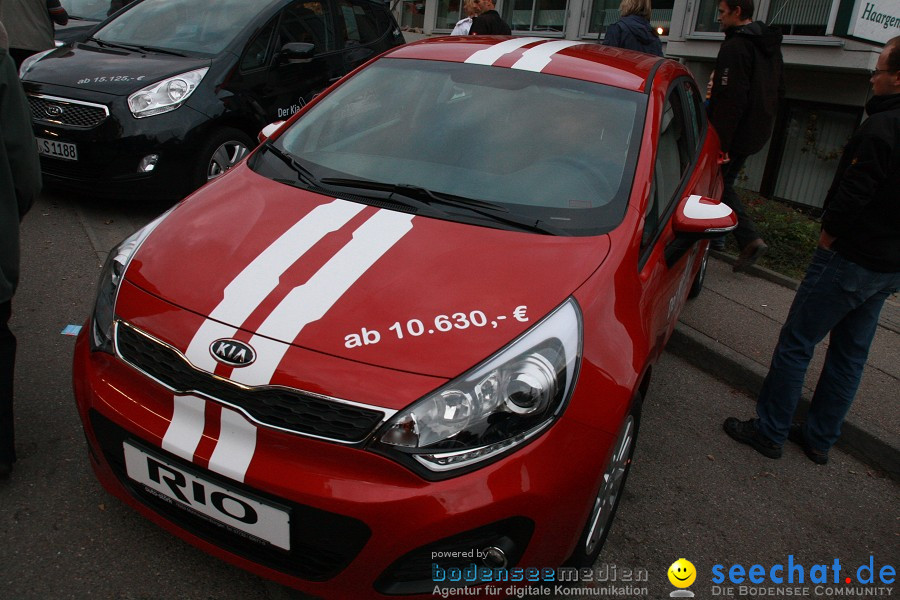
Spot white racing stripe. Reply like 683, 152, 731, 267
511, 40, 582, 72
232, 209, 415, 386
163, 199, 370, 482
465, 37, 543, 66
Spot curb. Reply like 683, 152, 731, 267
668, 322, 900, 480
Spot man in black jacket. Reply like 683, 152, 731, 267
469, 0, 510, 35
0, 20, 42, 479
707, 0, 784, 271
724, 36, 900, 466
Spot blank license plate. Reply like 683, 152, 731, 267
36, 137, 78, 161
123, 442, 291, 550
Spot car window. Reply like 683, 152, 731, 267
59, 0, 117, 20
337, 0, 383, 45
682, 79, 705, 151
95, 0, 272, 56
263, 58, 645, 236
279, 1, 334, 54
643, 87, 691, 247
241, 17, 277, 71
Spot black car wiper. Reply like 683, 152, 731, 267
134, 45, 187, 57
263, 142, 323, 189
320, 178, 565, 235
86, 37, 141, 52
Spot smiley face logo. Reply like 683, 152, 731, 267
668, 558, 697, 588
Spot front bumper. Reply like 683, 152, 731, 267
72, 326, 618, 598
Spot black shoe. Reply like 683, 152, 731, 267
733, 238, 768, 272
723, 417, 782, 459
788, 424, 828, 465
0, 460, 12, 480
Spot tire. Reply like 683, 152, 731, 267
566, 401, 641, 567
687, 248, 710, 299
194, 127, 254, 189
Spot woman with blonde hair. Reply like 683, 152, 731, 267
602, 0, 663, 57
451, 0, 481, 35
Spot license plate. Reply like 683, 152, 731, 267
36, 137, 78, 161
123, 442, 291, 550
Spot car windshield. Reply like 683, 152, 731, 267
60, 0, 114, 20
93, 0, 270, 55
264, 58, 645, 236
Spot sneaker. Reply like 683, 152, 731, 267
788, 423, 828, 465
723, 417, 782, 459
733, 238, 768, 273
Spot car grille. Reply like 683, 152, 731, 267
89, 410, 372, 580
114, 321, 387, 443
28, 93, 109, 128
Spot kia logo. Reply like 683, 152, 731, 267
209, 339, 257, 367
45, 105, 64, 117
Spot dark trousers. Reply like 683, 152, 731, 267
720, 153, 762, 250
1, 300, 16, 463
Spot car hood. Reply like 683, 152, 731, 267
124, 167, 611, 378
22, 43, 210, 95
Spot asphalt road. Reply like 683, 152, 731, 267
1, 190, 897, 600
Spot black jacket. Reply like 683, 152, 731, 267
821, 93, 900, 273
708, 21, 784, 156
602, 14, 663, 57
469, 10, 511, 36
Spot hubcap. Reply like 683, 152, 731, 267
207, 140, 249, 181
585, 414, 635, 555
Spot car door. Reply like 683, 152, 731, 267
638, 76, 708, 352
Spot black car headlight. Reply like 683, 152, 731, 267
90, 212, 170, 353
371, 298, 582, 479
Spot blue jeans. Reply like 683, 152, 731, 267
756, 248, 900, 452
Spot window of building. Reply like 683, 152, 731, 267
435, 0, 462, 30
400, 0, 426, 29
586, 0, 674, 38
503, 0, 569, 34
693, 0, 835, 37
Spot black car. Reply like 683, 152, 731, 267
22, 0, 405, 200
54, 0, 132, 45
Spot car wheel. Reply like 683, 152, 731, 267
196, 128, 253, 186
566, 404, 640, 568
687, 248, 710, 299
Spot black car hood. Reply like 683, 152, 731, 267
23, 43, 211, 96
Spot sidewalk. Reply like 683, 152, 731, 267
667, 253, 899, 479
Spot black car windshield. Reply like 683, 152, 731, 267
60, 0, 113, 20
93, 0, 271, 56
265, 58, 645, 236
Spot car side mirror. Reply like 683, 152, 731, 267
258, 120, 286, 144
278, 42, 315, 64
672, 194, 736, 239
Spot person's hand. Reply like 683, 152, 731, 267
819, 230, 836, 250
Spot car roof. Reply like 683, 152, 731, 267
383, 36, 672, 93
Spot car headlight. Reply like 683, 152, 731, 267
371, 298, 582, 479
91, 212, 170, 353
19, 48, 54, 77
127, 67, 208, 118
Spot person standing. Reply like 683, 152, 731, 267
723, 37, 900, 465
0, 20, 42, 479
469, 0, 510, 35
707, 0, 783, 271
451, 0, 481, 35
602, 0, 663, 57
0, 0, 68, 69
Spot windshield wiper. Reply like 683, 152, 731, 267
86, 37, 141, 52
263, 143, 323, 189
134, 45, 187, 57
320, 178, 565, 235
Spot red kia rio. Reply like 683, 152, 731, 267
72, 37, 735, 598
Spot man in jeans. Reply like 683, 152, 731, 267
707, 0, 784, 271
723, 37, 900, 465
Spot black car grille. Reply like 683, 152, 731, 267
28, 94, 109, 128
115, 321, 387, 443
89, 410, 372, 580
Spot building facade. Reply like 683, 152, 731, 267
396, 0, 895, 210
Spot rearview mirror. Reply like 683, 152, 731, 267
278, 42, 315, 64
672, 194, 736, 238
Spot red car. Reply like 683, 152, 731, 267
73, 37, 735, 598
